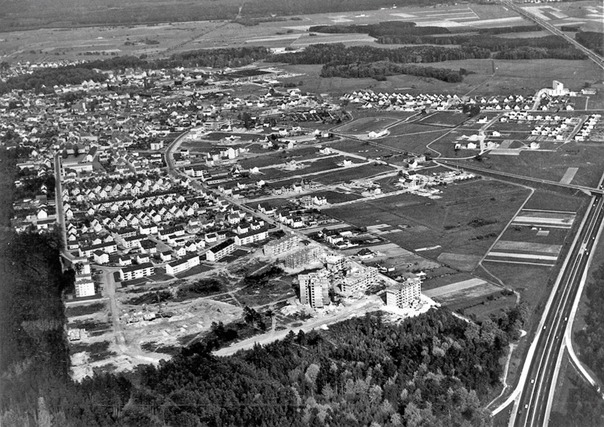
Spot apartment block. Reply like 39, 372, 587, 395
385, 278, 422, 309
299, 271, 330, 309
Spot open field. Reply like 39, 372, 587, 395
334, 116, 400, 134
437, 252, 483, 272
462, 144, 604, 188
313, 162, 394, 184
481, 261, 554, 312
343, 241, 441, 273
328, 138, 399, 158
308, 190, 363, 204
325, 179, 530, 262
377, 127, 453, 156
524, 191, 587, 212
240, 151, 343, 171
416, 111, 469, 127
457, 291, 517, 322
232, 277, 295, 307
424, 277, 500, 304
260, 156, 351, 181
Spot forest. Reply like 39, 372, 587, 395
268, 43, 490, 82
376, 34, 585, 60
0, 48, 272, 94
270, 43, 490, 65
304, 21, 585, 62
0, 67, 106, 94
575, 31, 604, 56
2, 303, 513, 426
320, 61, 464, 82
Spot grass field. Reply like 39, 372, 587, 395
239, 147, 334, 170
416, 111, 469, 127
328, 138, 398, 158
325, 179, 530, 261
524, 190, 586, 212
308, 190, 363, 204
334, 116, 400, 134
469, 144, 604, 188
377, 127, 453, 156
260, 156, 347, 181
312, 162, 394, 185
481, 261, 553, 313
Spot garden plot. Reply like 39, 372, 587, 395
511, 209, 576, 229
483, 208, 575, 267
424, 278, 499, 305
484, 240, 562, 267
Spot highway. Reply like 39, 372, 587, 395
503, 1, 604, 71
512, 192, 604, 427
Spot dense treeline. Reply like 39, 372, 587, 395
493, 47, 584, 60
321, 61, 463, 82
165, 46, 271, 69
376, 34, 585, 60
0, 149, 17, 225
476, 25, 542, 35
268, 43, 489, 82
75, 47, 272, 71
129, 310, 503, 426
272, 43, 490, 65
0, 48, 273, 93
305, 21, 585, 62
0, 67, 106, 94
0, 228, 73, 424
575, 31, 604, 56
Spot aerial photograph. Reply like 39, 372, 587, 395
0, 0, 603, 425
